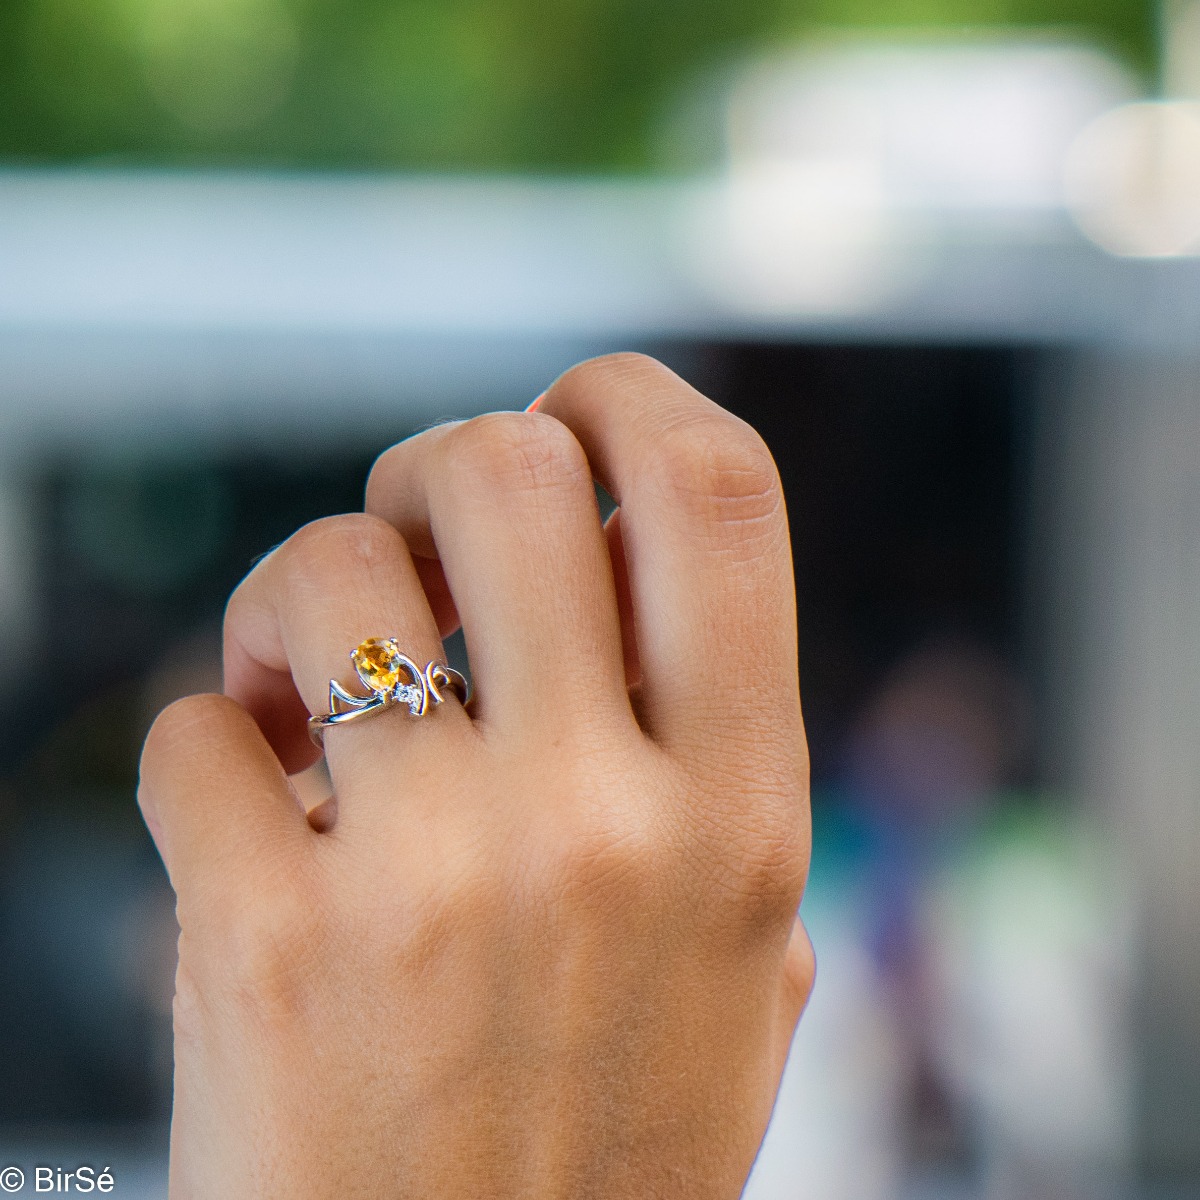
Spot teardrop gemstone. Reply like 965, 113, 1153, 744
352, 638, 404, 693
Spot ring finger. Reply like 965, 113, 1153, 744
223, 512, 469, 790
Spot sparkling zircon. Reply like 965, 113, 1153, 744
352, 638, 403, 693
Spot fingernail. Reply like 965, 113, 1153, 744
525, 393, 545, 413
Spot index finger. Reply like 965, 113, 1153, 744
533, 355, 802, 769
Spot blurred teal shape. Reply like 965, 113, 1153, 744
62, 458, 233, 593
749, 793, 1133, 1198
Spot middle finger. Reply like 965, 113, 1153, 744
365, 411, 631, 739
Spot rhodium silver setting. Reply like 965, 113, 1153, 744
307, 637, 469, 746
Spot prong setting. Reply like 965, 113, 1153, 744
307, 638, 470, 746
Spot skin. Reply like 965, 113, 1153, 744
139, 353, 815, 1199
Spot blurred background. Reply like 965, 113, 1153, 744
1, 0, 1199, 1197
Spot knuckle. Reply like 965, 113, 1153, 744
555, 351, 672, 396
688, 792, 810, 927
270, 513, 410, 610
283, 512, 401, 578
406, 846, 520, 956
555, 809, 664, 905
785, 922, 817, 1005
556, 797, 808, 929
171, 957, 204, 1047
364, 423, 459, 518
141, 692, 239, 776
726, 810, 810, 921
216, 884, 322, 1016
651, 414, 784, 537
363, 444, 401, 512
442, 411, 590, 499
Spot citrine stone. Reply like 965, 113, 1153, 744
352, 638, 403, 693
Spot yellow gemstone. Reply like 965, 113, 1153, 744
352, 638, 403, 692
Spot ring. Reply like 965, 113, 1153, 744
307, 637, 470, 746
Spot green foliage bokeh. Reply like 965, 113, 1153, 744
0, 0, 1157, 171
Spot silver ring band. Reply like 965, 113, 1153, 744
308, 638, 469, 746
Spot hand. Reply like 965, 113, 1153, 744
139, 354, 814, 1198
